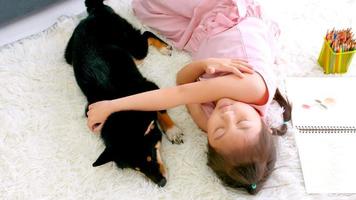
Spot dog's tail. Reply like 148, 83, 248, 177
85, 0, 105, 13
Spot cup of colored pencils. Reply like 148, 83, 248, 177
318, 28, 356, 74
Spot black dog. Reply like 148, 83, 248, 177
64, 0, 183, 187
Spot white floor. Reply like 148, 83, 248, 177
0, 0, 84, 47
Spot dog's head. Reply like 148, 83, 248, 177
92, 111, 167, 187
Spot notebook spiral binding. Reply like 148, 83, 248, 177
296, 125, 356, 133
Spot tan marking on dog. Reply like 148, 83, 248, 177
146, 156, 152, 162
155, 142, 160, 149
155, 141, 167, 178
157, 112, 174, 132
148, 37, 167, 49
144, 120, 155, 136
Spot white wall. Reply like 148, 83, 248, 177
0, 0, 84, 47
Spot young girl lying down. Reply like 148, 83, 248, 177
87, 0, 291, 194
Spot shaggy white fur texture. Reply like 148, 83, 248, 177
1, 0, 355, 199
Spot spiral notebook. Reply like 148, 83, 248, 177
285, 77, 356, 193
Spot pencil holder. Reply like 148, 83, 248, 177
318, 39, 356, 74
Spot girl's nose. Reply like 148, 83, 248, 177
222, 110, 235, 124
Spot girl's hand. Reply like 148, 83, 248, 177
205, 58, 254, 78
87, 100, 113, 133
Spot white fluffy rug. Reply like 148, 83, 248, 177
1, 0, 356, 199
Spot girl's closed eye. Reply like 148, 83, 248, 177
214, 128, 226, 139
236, 120, 251, 129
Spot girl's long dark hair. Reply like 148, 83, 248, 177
271, 88, 292, 136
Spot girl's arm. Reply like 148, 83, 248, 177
87, 72, 267, 132
176, 60, 206, 85
176, 58, 254, 133
176, 58, 254, 85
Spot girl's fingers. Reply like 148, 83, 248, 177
87, 120, 93, 131
87, 111, 97, 132
230, 61, 254, 72
93, 123, 102, 133
232, 58, 248, 63
88, 120, 100, 133
208, 61, 253, 78
88, 102, 99, 110
234, 62, 254, 69
231, 59, 253, 67
213, 65, 233, 74
239, 65, 254, 74
86, 109, 91, 116
232, 68, 245, 78
206, 66, 216, 74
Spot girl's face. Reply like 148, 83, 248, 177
207, 98, 262, 156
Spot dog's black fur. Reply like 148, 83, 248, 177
64, 0, 169, 186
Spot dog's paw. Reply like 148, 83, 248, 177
165, 125, 184, 144
159, 45, 173, 56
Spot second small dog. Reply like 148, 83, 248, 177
64, 0, 183, 187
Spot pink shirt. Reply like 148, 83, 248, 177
133, 0, 279, 117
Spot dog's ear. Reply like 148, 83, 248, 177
92, 148, 113, 167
